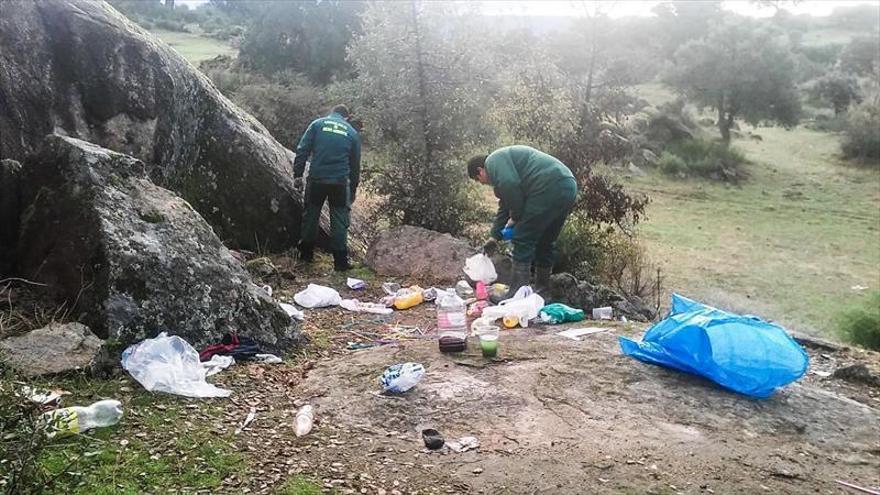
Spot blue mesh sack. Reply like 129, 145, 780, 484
619, 294, 809, 398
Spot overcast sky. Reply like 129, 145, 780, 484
176, 0, 879, 18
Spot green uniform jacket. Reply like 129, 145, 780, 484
486, 145, 576, 239
293, 112, 361, 194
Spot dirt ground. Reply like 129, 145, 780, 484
209, 258, 880, 495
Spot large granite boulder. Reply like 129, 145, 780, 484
0, 159, 21, 275
365, 226, 475, 284
0, 322, 105, 377
16, 135, 305, 351
0, 0, 302, 250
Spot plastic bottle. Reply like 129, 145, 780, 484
42, 400, 123, 438
437, 293, 468, 353
295, 404, 314, 437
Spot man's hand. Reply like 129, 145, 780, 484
293, 177, 304, 190
482, 238, 499, 257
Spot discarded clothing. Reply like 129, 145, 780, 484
199, 333, 262, 362
619, 294, 809, 398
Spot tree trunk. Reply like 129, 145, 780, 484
410, 0, 433, 167
717, 96, 732, 147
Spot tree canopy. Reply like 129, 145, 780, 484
666, 17, 801, 144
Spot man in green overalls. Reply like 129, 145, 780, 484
293, 104, 361, 271
468, 145, 578, 297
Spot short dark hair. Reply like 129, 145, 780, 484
467, 155, 488, 180
331, 104, 350, 118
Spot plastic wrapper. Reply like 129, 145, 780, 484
539, 303, 585, 324
380, 362, 426, 393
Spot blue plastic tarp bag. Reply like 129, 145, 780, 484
619, 294, 809, 398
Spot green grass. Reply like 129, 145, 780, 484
276, 475, 322, 495
148, 29, 237, 65
625, 124, 880, 337
14, 373, 244, 494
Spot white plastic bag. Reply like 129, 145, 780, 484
121, 332, 231, 398
380, 362, 425, 393
279, 302, 305, 320
463, 254, 497, 284
481, 291, 545, 328
293, 284, 342, 308
202, 354, 234, 377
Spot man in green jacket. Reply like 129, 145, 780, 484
467, 145, 578, 296
293, 104, 361, 271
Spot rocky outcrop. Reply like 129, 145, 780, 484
0, 322, 105, 377
17, 135, 305, 351
0, 0, 302, 250
0, 159, 21, 275
545, 273, 657, 322
365, 226, 475, 284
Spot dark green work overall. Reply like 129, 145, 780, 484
486, 145, 578, 267
293, 111, 361, 251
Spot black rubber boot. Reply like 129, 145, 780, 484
333, 250, 352, 272
534, 266, 552, 294
491, 260, 532, 303
297, 242, 314, 263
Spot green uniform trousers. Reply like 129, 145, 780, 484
512, 177, 577, 268
300, 180, 350, 252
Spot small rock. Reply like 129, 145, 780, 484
472, 468, 483, 475
0, 322, 105, 377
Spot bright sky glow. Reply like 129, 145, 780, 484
176, 0, 879, 18
473, 1, 880, 18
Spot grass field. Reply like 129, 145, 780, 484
623, 123, 880, 337
148, 29, 236, 65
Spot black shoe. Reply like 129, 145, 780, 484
534, 266, 552, 294
297, 242, 314, 263
333, 250, 352, 271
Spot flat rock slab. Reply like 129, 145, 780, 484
296, 329, 880, 494
0, 322, 103, 377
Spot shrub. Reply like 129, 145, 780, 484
153, 19, 189, 32
660, 139, 748, 181
841, 97, 880, 164
555, 223, 656, 300
232, 80, 326, 150
658, 151, 687, 175
0, 375, 52, 492
837, 291, 880, 350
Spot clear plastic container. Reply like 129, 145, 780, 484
437, 292, 468, 353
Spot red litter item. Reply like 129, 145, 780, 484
475, 281, 489, 300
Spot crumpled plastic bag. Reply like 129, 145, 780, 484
202, 354, 234, 377
619, 294, 809, 398
279, 302, 305, 320
481, 289, 545, 328
121, 332, 232, 398
294, 284, 342, 308
539, 303, 585, 324
340, 299, 393, 315
463, 254, 497, 284
380, 362, 425, 393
